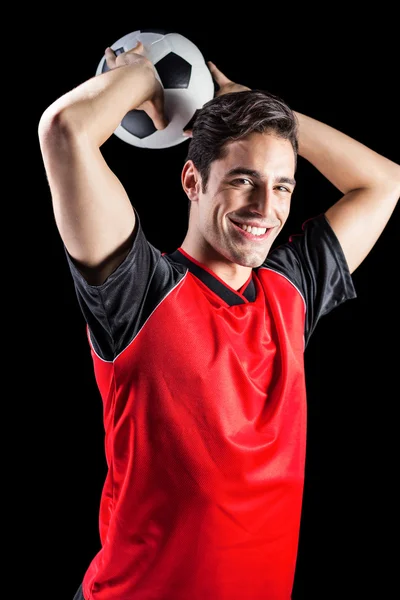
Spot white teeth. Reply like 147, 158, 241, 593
240, 224, 267, 236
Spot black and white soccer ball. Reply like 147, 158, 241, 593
96, 29, 215, 149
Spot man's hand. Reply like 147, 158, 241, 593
208, 61, 251, 97
105, 41, 169, 130
183, 61, 251, 137
104, 41, 152, 69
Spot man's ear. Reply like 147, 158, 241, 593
181, 160, 200, 201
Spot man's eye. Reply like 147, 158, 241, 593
233, 178, 252, 186
277, 186, 291, 193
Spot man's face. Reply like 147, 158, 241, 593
188, 132, 296, 268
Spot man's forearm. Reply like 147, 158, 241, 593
39, 62, 156, 147
295, 111, 400, 193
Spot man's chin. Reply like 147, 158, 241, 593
227, 250, 269, 269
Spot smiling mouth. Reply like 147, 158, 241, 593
229, 219, 273, 241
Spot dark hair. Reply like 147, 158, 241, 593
184, 89, 298, 213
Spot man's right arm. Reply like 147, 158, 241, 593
38, 44, 167, 285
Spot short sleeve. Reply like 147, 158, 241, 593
63, 208, 185, 361
264, 213, 357, 347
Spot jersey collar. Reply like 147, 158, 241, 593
168, 248, 256, 306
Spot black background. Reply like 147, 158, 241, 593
31, 15, 399, 600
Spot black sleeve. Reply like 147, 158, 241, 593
264, 212, 357, 347
64, 208, 186, 361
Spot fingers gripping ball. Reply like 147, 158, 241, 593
96, 29, 215, 149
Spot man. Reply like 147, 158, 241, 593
38, 42, 400, 600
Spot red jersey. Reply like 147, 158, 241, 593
66, 209, 356, 599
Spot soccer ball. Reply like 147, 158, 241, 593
96, 29, 215, 149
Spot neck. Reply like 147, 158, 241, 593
180, 238, 252, 291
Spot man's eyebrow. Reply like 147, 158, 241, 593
224, 167, 296, 187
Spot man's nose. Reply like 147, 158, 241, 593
251, 186, 276, 218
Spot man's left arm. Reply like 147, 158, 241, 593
295, 111, 400, 274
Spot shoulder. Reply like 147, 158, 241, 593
257, 213, 357, 345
